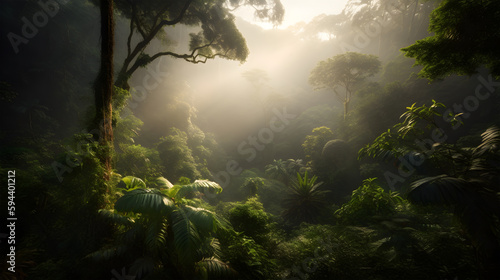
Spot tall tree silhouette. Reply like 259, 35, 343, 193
92, 0, 114, 179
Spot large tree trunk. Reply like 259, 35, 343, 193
92, 0, 114, 178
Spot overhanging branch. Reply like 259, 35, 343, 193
125, 40, 229, 76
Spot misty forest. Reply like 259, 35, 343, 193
2, 0, 500, 279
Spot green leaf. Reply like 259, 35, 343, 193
184, 205, 219, 233
121, 176, 146, 190
115, 188, 174, 215
156, 176, 174, 189
174, 180, 222, 199
195, 257, 235, 279
171, 208, 202, 263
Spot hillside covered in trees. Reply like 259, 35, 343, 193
1, 0, 500, 279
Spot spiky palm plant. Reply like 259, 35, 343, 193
88, 176, 234, 280
282, 171, 330, 224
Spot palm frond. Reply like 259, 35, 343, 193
408, 175, 476, 206
144, 217, 167, 252
171, 208, 202, 263
201, 238, 222, 259
183, 205, 219, 233
283, 171, 329, 223
174, 180, 222, 199
115, 188, 174, 215
474, 126, 500, 157
195, 257, 236, 279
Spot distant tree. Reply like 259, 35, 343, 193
402, 0, 500, 80
345, 0, 433, 49
228, 196, 272, 242
302, 126, 334, 170
242, 68, 272, 126
298, 13, 348, 40
157, 129, 201, 182
241, 177, 265, 197
309, 52, 381, 119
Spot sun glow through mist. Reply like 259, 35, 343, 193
234, 0, 349, 30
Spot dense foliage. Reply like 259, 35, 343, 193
2, 0, 500, 279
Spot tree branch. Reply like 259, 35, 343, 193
159, 0, 194, 26
126, 3, 135, 57
117, 0, 194, 88
125, 40, 224, 77
134, 14, 147, 39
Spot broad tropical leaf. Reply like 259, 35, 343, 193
121, 176, 147, 189
115, 188, 174, 215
